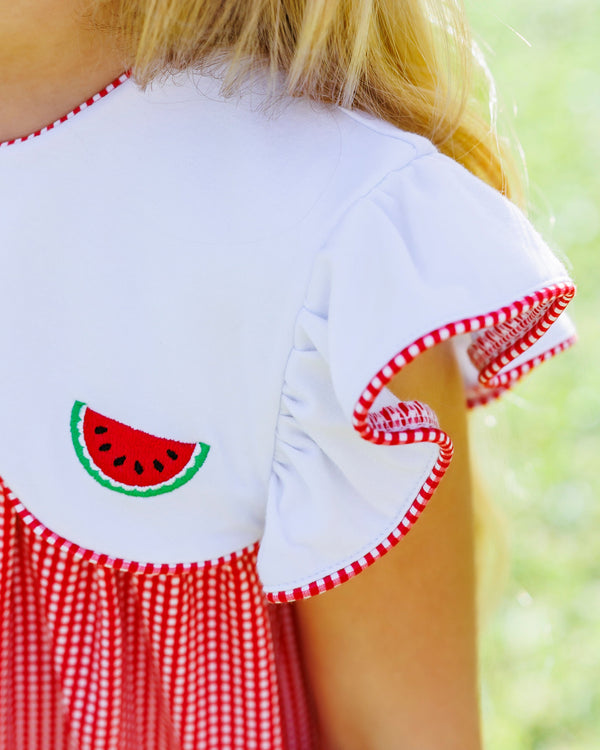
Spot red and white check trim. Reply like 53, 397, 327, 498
353, 282, 576, 428
0, 74, 130, 148
366, 399, 438, 434
266, 400, 453, 603
4, 484, 242, 576
467, 283, 575, 391
466, 335, 576, 408
266, 283, 576, 603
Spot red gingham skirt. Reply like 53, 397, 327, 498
0, 484, 317, 750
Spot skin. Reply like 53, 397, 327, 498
0, 0, 124, 142
3, 4, 481, 746
294, 341, 481, 750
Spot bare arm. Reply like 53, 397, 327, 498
293, 341, 481, 750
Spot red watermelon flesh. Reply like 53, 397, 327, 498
82, 406, 197, 488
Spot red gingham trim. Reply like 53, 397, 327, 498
0, 476, 258, 575
367, 399, 438, 433
466, 335, 577, 408
265, 406, 453, 603
266, 282, 575, 603
353, 281, 575, 436
467, 283, 575, 386
0, 73, 130, 148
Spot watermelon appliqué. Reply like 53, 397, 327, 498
70, 401, 210, 497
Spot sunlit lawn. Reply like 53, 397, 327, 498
466, 2, 600, 748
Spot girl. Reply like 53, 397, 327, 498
0, 1, 575, 748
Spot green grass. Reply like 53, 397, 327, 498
465, 3, 600, 748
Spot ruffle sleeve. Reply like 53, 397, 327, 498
258, 150, 575, 603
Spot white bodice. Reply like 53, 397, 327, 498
0, 72, 574, 591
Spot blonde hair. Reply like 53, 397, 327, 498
98, 0, 520, 199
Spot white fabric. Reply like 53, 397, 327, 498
0, 71, 574, 579
257, 153, 573, 593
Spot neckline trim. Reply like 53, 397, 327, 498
0, 72, 131, 149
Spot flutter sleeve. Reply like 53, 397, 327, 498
258, 150, 575, 602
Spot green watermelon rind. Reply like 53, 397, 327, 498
70, 400, 210, 498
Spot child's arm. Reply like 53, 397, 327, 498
294, 340, 481, 750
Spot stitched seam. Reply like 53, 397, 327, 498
265, 427, 453, 601
1, 476, 258, 575
339, 107, 437, 150
353, 281, 575, 440
265, 452, 437, 590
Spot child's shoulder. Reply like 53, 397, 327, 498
137, 67, 437, 187
130, 68, 516, 241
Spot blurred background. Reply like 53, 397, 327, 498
465, 2, 600, 748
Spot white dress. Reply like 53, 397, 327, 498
0, 70, 575, 749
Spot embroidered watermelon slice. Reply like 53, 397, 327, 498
70, 400, 210, 497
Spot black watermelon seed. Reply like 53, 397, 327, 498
134, 461, 144, 475
166, 449, 178, 461
94, 426, 108, 434
113, 456, 126, 467
153, 460, 164, 473
99, 443, 111, 452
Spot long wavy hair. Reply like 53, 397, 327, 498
96, 0, 520, 200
